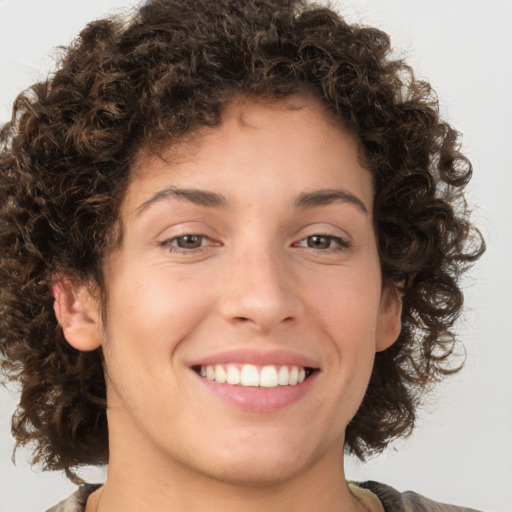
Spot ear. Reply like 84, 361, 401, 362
52, 278, 102, 351
375, 285, 403, 352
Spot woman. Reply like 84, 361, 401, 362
0, 1, 485, 510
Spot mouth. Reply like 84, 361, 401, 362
189, 349, 320, 411
193, 363, 317, 388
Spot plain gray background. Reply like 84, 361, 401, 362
0, 1, 511, 511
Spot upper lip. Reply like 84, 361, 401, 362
189, 348, 320, 369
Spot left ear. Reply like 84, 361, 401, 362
375, 285, 403, 352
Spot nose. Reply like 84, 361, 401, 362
220, 244, 305, 333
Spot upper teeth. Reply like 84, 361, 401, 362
199, 364, 307, 387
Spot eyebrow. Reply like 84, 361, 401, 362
135, 187, 229, 216
135, 186, 369, 217
294, 189, 369, 215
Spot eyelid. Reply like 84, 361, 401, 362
159, 232, 221, 254
169, 234, 207, 247
155, 219, 220, 243
293, 221, 352, 244
294, 233, 352, 250
157, 223, 353, 255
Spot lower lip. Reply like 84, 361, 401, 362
194, 371, 318, 412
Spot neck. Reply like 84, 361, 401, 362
94, 420, 362, 512
96, 464, 362, 512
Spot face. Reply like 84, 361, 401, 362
74, 96, 401, 486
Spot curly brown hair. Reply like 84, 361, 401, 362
0, 0, 484, 481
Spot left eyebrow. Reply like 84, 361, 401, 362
135, 187, 229, 217
294, 189, 370, 215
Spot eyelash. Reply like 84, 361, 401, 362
160, 233, 351, 254
294, 233, 352, 253
160, 234, 213, 254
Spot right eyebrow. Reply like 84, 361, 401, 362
135, 187, 229, 217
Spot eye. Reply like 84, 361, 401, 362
173, 234, 205, 249
296, 234, 351, 251
161, 234, 216, 253
305, 235, 334, 250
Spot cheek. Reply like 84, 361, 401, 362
103, 264, 215, 371
306, 264, 382, 334
305, 266, 381, 393
101, 269, 215, 418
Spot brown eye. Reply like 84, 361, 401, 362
175, 234, 204, 249
306, 235, 332, 249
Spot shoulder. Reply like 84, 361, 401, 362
45, 484, 101, 512
355, 481, 483, 512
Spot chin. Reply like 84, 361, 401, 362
180, 433, 325, 488
196, 455, 310, 488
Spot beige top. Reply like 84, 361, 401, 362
349, 482, 385, 512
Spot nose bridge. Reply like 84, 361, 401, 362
220, 237, 303, 331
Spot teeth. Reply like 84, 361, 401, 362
206, 366, 215, 381
198, 364, 310, 387
289, 366, 299, 385
277, 366, 289, 385
214, 365, 226, 384
240, 364, 259, 386
260, 365, 278, 388
226, 364, 241, 385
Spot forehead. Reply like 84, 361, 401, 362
133, 93, 356, 167
125, 95, 373, 215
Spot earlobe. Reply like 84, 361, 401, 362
52, 278, 102, 351
375, 286, 403, 352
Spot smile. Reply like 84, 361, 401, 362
197, 364, 314, 387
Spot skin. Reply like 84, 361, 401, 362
54, 95, 401, 512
